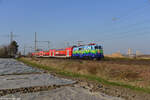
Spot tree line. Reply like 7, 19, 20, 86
0, 41, 19, 58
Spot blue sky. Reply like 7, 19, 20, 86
0, 0, 150, 54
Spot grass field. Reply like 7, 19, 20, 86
18, 57, 150, 93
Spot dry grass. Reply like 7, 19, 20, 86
23, 57, 150, 89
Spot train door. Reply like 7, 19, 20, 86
52, 51, 54, 56
49, 51, 51, 57
67, 50, 70, 57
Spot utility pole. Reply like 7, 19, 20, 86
66, 42, 69, 47
2, 32, 18, 44
9, 32, 15, 57
23, 45, 26, 56
10, 32, 13, 43
34, 32, 37, 52
28, 46, 34, 53
48, 41, 50, 49
34, 32, 50, 51
37, 41, 50, 50
127, 48, 132, 56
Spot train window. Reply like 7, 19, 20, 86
73, 48, 77, 51
88, 46, 91, 50
95, 46, 102, 49
95, 46, 98, 49
79, 48, 83, 51
85, 46, 90, 50
99, 46, 102, 49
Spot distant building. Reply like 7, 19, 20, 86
136, 50, 142, 56
127, 48, 132, 56
105, 51, 123, 58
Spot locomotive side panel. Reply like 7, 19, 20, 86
72, 44, 104, 59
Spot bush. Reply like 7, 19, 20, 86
0, 41, 19, 58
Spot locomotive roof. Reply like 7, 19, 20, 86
75, 44, 101, 47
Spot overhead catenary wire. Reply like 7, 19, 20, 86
96, 24, 150, 42
100, 18, 150, 38
104, 24, 150, 38
112, 3, 149, 22
98, 2, 150, 38
101, 31, 150, 42
0, 32, 19, 44
95, 4, 150, 42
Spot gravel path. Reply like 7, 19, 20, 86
0, 58, 41, 75
2, 87, 124, 100
0, 58, 124, 100
0, 74, 76, 90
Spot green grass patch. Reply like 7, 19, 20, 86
17, 58, 150, 93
